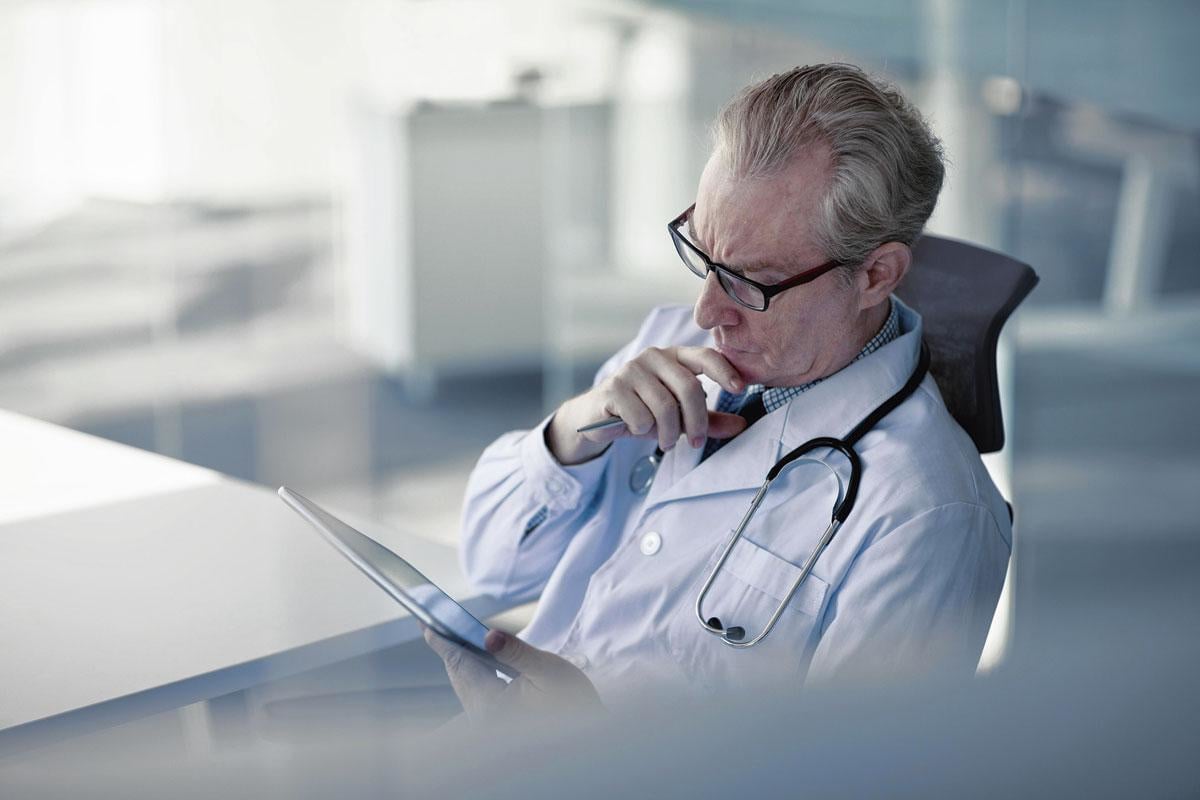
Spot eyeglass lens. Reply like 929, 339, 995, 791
672, 227, 766, 310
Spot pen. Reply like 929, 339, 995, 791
576, 416, 626, 434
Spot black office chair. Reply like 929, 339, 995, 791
896, 235, 1039, 455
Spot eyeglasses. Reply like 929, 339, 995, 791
667, 203, 845, 312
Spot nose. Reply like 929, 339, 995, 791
693, 270, 741, 331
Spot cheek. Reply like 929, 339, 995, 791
760, 294, 840, 366
756, 314, 807, 368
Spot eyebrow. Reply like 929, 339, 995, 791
685, 218, 789, 278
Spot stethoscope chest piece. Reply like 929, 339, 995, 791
629, 449, 662, 494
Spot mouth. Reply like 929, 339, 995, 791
714, 341, 762, 378
715, 339, 757, 357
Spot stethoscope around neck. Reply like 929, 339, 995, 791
625, 342, 930, 649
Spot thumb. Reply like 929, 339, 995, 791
707, 410, 749, 440
485, 630, 575, 679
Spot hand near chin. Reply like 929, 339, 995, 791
423, 627, 604, 726
547, 345, 749, 466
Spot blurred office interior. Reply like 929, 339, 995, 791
1, 0, 1198, 712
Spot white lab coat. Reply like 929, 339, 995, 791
460, 299, 1011, 698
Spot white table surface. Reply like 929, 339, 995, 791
0, 410, 504, 752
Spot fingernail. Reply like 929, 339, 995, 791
691, 436, 703, 448
485, 629, 508, 653
731, 379, 744, 391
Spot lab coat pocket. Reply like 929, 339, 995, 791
668, 535, 830, 689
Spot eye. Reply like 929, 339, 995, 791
745, 265, 790, 284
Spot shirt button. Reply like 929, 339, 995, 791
640, 531, 662, 556
548, 478, 567, 496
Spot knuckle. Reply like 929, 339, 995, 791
654, 412, 679, 434
622, 362, 649, 384
670, 363, 701, 389
625, 409, 650, 433
631, 349, 658, 369
641, 347, 676, 373
650, 396, 679, 420
440, 647, 464, 671
652, 402, 680, 428
645, 381, 674, 404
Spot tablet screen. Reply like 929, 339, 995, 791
278, 487, 491, 652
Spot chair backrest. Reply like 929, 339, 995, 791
896, 235, 1039, 454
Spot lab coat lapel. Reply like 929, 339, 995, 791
645, 301, 924, 509
644, 393, 788, 508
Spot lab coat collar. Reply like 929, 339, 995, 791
644, 298, 924, 508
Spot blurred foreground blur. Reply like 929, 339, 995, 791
2, 584, 1198, 798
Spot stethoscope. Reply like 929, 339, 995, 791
624, 342, 930, 649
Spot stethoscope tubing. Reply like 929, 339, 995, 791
695, 342, 931, 648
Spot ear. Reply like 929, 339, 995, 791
854, 241, 911, 311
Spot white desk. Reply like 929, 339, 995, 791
0, 410, 505, 754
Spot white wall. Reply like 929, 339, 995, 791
0, 0, 165, 230
0, 0, 624, 237
155, 0, 354, 202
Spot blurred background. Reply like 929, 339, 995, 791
2, 0, 1199, 684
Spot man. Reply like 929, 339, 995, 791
426, 63, 1011, 715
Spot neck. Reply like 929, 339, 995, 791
851, 298, 891, 356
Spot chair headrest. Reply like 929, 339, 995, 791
895, 235, 1039, 454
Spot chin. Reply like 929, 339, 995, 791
750, 359, 813, 388
728, 353, 770, 386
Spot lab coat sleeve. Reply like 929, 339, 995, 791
457, 414, 611, 603
458, 324, 654, 603
805, 502, 1010, 683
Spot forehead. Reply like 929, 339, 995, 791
691, 145, 832, 272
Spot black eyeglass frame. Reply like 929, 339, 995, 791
668, 203, 846, 312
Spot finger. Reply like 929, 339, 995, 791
706, 410, 749, 440
423, 628, 506, 716
484, 630, 584, 685
423, 627, 494, 683
487, 632, 605, 713
676, 347, 744, 393
593, 377, 656, 440
625, 367, 683, 451
647, 355, 711, 448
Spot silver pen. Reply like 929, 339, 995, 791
576, 416, 626, 434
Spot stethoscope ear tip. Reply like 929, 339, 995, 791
706, 617, 746, 642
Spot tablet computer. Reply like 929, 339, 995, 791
278, 486, 516, 680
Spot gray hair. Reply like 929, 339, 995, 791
713, 63, 945, 269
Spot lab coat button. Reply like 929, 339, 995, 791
564, 653, 590, 669
548, 478, 566, 496
640, 531, 662, 556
